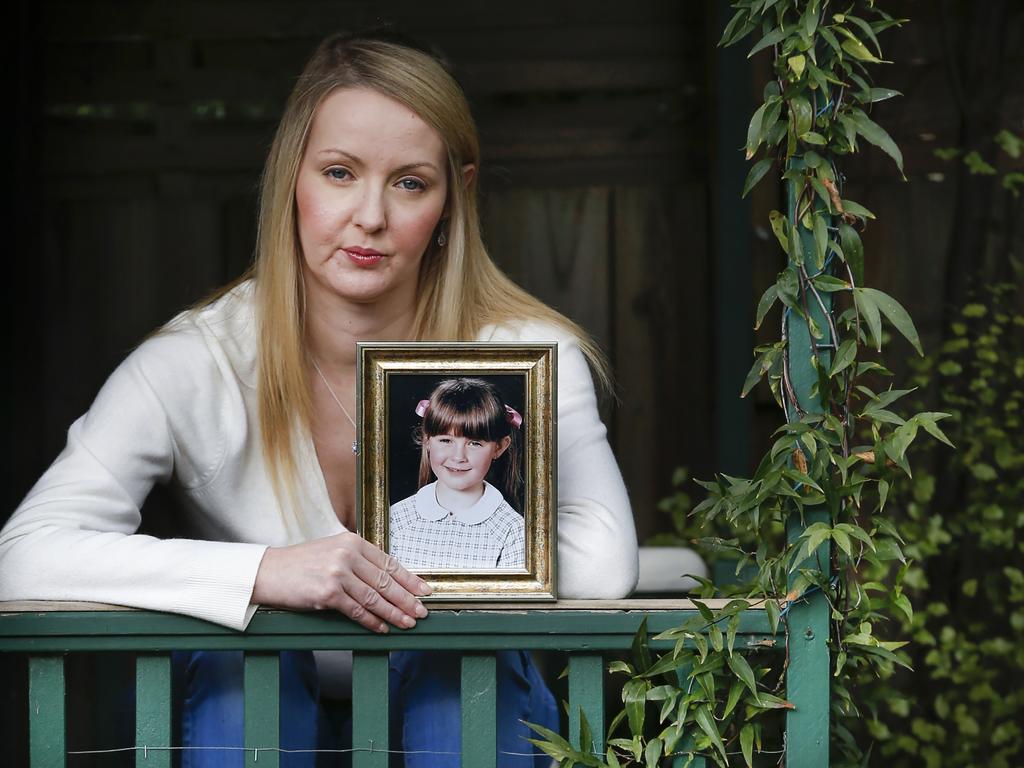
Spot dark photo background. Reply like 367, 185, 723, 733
385, 372, 527, 516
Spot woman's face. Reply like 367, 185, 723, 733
295, 87, 449, 310
428, 433, 510, 494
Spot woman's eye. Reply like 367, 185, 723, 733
397, 177, 426, 192
326, 167, 351, 181
469, 441, 483, 448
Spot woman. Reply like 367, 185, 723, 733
0, 31, 638, 765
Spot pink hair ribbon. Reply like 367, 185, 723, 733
415, 399, 430, 417
505, 404, 523, 429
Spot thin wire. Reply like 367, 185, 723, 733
67, 744, 541, 757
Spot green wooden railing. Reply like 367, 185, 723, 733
0, 598, 826, 767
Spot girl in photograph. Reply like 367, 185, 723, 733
390, 377, 526, 570
0, 30, 638, 767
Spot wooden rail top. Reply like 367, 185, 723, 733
0, 598, 763, 613
0, 598, 779, 653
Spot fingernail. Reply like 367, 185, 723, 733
417, 581, 432, 595
415, 603, 428, 618
377, 623, 389, 634
402, 615, 416, 629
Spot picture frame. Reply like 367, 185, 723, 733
357, 343, 557, 601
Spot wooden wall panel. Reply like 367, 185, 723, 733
482, 187, 612, 352
612, 185, 711, 541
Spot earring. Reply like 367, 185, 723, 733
437, 229, 447, 247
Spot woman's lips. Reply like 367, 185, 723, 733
343, 246, 384, 265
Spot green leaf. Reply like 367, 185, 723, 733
845, 15, 884, 57
526, 722, 592, 764
695, 704, 729, 764
745, 100, 770, 160
866, 87, 901, 103
996, 129, 1023, 159
769, 210, 790, 253
741, 724, 756, 768
709, 623, 724, 652
840, 199, 877, 221
726, 652, 759, 697
830, 338, 858, 377
743, 156, 774, 197
748, 26, 788, 58
726, 612, 741, 656
788, 54, 806, 79
623, 679, 649, 736
812, 213, 828, 269
853, 287, 883, 351
849, 109, 905, 175
840, 33, 886, 63
791, 96, 813, 137
963, 150, 997, 175
723, 678, 744, 719
839, 223, 864, 285
718, 8, 751, 47
754, 284, 779, 330
858, 287, 923, 355
644, 738, 663, 768
693, 600, 715, 622
893, 593, 914, 623
766, 599, 781, 634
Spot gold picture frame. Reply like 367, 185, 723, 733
357, 343, 557, 601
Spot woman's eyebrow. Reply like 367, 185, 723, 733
315, 149, 440, 175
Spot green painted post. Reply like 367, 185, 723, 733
352, 652, 389, 768
29, 655, 66, 768
244, 652, 280, 767
784, 158, 831, 768
461, 653, 497, 768
568, 654, 604, 755
135, 653, 172, 767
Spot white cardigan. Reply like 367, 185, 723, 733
0, 282, 638, 630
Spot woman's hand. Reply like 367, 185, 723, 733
252, 532, 431, 633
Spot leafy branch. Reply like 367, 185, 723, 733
531, 2, 951, 765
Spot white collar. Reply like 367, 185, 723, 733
415, 481, 504, 525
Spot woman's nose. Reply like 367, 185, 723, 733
452, 442, 468, 461
352, 185, 386, 232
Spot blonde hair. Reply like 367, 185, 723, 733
210, 32, 610, 521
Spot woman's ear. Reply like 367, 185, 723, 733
461, 163, 476, 189
493, 435, 511, 459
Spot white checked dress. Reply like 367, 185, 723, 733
388, 481, 526, 569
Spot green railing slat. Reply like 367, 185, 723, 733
244, 652, 280, 767
568, 654, 604, 755
461, 653, 497, 768
352, 652, 389, 768
135, 653, 171, 767
29, 655, 65, 768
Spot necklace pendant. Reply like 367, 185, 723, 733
351, 440, 358, 455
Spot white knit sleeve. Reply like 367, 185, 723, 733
482, 323, 639, 598
0, 332, 267, 631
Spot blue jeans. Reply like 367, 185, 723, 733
173, 650, 559, 767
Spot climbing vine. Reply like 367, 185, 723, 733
531, 2, 952, 766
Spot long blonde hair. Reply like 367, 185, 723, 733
214, 32, 610, 519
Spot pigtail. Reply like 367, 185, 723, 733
491, 424, 523, 512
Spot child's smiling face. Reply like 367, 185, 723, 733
427, 433, 510, 494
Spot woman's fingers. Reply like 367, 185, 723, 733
319, 534, 429, 632
360, 540, 432, 598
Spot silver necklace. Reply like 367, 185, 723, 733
311, 357, 358, 455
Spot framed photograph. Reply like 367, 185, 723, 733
357, 343, 556, 601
